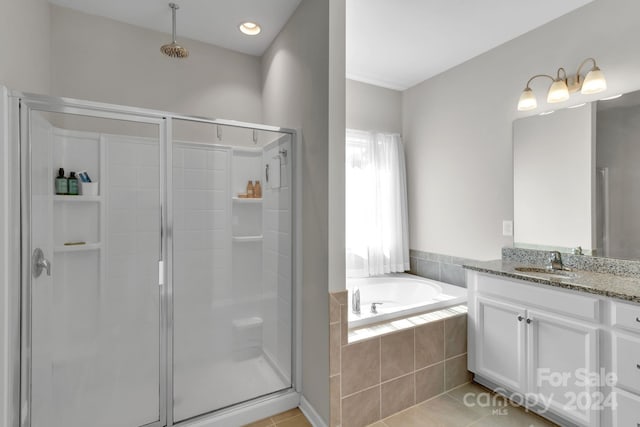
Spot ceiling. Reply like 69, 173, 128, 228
346, 0, 595, 91
49, 0, 302, 56
50, 0, 596, 90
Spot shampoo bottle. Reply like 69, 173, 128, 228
246, 180, 254, 198
254, 180, 262, 198
55, 168, 68, 195
68, 172, 79, 195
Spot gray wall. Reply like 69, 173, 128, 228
1, 0, 51, 424
261, 0, 331, 422
0, 0, 50, 94
402, 0, 640, 261
50, 5, 263, 122
346, 79, 402, 133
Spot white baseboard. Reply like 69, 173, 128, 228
299, 396, 328, 427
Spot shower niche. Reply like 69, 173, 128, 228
20, 97, 296, 427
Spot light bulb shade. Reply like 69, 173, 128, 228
581, 67, 607, 94
547, 79, 570, 103
518, 88, 537, 111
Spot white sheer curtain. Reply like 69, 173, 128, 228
346, 129, 410, 277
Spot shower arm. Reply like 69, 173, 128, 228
170, 3, 178, 43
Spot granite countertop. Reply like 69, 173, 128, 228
463, 259, 640, 304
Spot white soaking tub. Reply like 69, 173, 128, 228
347, 273, 467, 328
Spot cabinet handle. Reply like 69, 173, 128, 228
526, 318, 532, 324
637, 364, 640, 370
517, 315, 524, 322
636, 316, 640, 323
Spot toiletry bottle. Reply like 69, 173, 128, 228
246, 180, 254, 198
68, 172, 79, 195
55, 168, 68, 195
254, 180, 262, 198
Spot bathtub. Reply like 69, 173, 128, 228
347, 273, 467, 328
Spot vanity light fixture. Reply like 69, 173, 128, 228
239, 21, 261, 36
517, 58, 607, 111
601, 94, 623, 101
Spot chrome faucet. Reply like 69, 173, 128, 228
548, 251, 564, 271
370, 302, 384, 314
352, 289, 360, 314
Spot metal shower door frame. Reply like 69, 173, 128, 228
17, 95, 169, 427
14, 92, 301, 427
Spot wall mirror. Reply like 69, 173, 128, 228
513, 88, 640, 261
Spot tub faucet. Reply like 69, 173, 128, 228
548, 251, 564, 271
370, 302, 384, 314
352, 289, 360, 314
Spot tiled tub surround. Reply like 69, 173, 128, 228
329, 291, 471, 427
409, 249, 478, 288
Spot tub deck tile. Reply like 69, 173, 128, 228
348, 305, 467, 343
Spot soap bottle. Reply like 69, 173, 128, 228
68, 172, 79, 195
246, 180, 254, 198
254, 180, 262, 198
55, 168, 68, 195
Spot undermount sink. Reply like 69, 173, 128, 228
514, 266, 577, 279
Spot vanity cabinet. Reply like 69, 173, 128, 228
611, 301, 640, 427
468, 271, 601, 427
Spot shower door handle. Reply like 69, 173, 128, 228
32, 248, 51, 278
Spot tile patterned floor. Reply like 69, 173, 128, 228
370, 382, 559, 427
244, 407, 311, 427
244, 382, 558, 427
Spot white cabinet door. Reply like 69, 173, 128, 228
528, 309, 599, 427
612, 388, 640, 427
475, 296, 527, 393
613, 333, 640, 396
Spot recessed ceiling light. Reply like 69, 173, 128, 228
239, 22, 261, 36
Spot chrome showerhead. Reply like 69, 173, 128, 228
161, 3, 189, 58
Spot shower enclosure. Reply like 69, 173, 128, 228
15, 93, 299, 427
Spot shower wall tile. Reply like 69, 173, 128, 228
262, 138, 293, 384
172, 143, 232, 367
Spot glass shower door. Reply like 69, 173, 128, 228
23, 106, 166, 427
171, 120, 293, 422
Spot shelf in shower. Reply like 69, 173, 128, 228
54, 242, 102, 253
232, 235, 263, 243
232, 197, 263, 203
54, 195, 102, 203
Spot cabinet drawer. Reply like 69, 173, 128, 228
612, 388, 640, 427
613, 333, 640, 395
476, 273, 600, 322
612, 301, 640, 334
